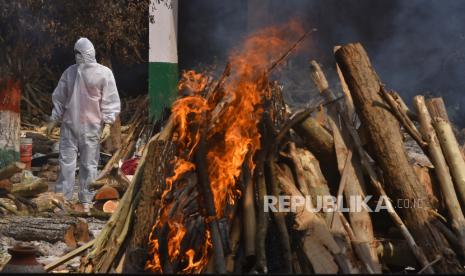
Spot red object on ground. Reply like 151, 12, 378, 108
121, 157, 139, 175
2, 245, 45, 273
20, 138, 33, 169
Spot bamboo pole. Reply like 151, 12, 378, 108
242, 177, 256, 257
414, 95, 465, 253
44, 240, 95, 272
427, 97, 465, 210
379, 88, 427, 151
195, 114, 226, 274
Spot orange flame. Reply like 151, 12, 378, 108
182, 230, 212, 273
146, 20, 306, 273
178, 70, 210, 95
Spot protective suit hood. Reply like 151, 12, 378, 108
74, 37, 96, 64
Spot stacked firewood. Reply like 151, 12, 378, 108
21, 75, 54, 127
0, 161, 92, 249
69, 41, 465, 274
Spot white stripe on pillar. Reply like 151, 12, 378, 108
149, 0, 178, 63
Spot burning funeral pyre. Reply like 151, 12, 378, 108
24, 21, 465, 274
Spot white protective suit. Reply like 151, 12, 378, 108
50, 38, 121, 203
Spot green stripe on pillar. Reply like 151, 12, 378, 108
149, 62, 178, 121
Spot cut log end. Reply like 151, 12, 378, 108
94, 185, 120, 201
103, 200, 119, 213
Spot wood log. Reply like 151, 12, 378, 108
0, 179, 12, 191
426, 97, 450, 122
194, 117, 226, 273
390, 91, 418, 122
38, 170, 58, 182
104, 115, 122, 154
292, 112, 339, 187
380, 88, 427, 151
291, 251, 302, 274
94, 185, 120, 201
75, 218, 91, 243
330, 118, 381, 273
426, 97, 465, 210
293, 117, 335, 169
123, 117, 175, 273
312, 55, 429, 271
337, 211, 377, 273
335, 42, 462, 272
4, 192, 36, 211
333, 45, 357, 123
267, 159, 293, 273
279, 158, 359, 273
82, 147, 144, 273
253, 159, 269, 273
0, 198, 19, 215
225, 212, 241, 273
0, 215, 89, 248
11, 178, 48, 197
310, 60, 380, 272
67, 207, 112, 220
96, 195, 135, 272
103, 200, 119, 213
0, 162, 25, 180
26, 132, 54, 154
9, 172, 21, 183
96, 98, 147, 180
251, 120, 272, 273
376, 240, 417, 270
275, 164, 341, 274
412, 165, 440, 210
242, 177, 256, 257
414, 95, 465, 252
31, 192, 65, 212
287, 143, 336, 225
90, 166, 129, 194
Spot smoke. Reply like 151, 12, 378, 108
372, 0, 465, 125
178, 0, 465, 126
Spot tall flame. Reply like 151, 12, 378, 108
146, 20, 305, 273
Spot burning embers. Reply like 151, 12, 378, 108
145, 22, 305, 273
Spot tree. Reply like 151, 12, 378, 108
29, 0, 149, 69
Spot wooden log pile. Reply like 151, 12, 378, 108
0, 215, 90, 249
70, 39, 465, 274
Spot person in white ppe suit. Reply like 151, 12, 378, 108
47, 37, 121, 210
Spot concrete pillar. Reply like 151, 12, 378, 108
149, 0, 178, 121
